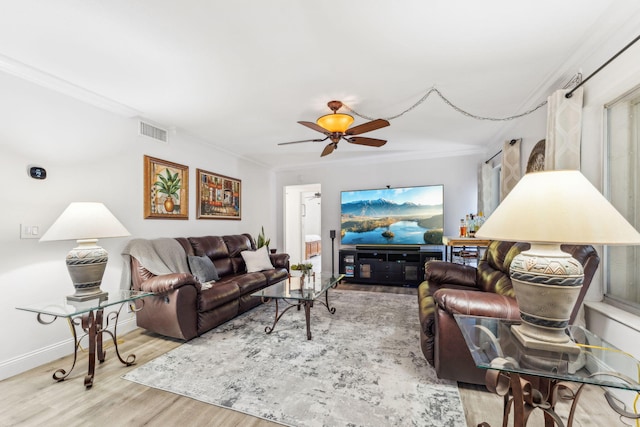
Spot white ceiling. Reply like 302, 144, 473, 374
1, 1, 638, 169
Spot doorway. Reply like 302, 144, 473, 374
284, 183, 322, 269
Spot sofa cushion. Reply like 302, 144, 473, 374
199, 280, 241, 312
233, 272, 270, 295
189, 236, 229, 259
188, 255, 220, 283
189, 236, 235, 277
261, 267, 288, 285
224, 234, 254, 257
241, 246, 274, 272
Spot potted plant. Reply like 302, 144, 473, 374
154, 169, 182, 213
291, 262, 313, 275
256, 226, 271, 250
291, 262, 314, 287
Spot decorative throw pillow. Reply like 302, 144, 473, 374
241, 246, 274, 273
188, 255, 219, 283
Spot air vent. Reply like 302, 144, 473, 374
139, 120, 168, 143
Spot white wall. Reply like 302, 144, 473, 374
486, 22, 640, 358
283, 183, 321, 263
284, 187, 303, 262
302, 191, 322, 238
276, 153, 483, 273
0, 72, 277, 379
3, 11, 640, 383
274, 19, 640, 362
577, 33, 640, 354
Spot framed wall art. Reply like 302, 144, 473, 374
144, 155, 189, 219
196, 168, 241, 220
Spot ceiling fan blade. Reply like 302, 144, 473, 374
348, 136, 387, 147
298, 121, 330, 134
278, 137, 328, 146
345, 118, 390, 136
321, 143, 336, 157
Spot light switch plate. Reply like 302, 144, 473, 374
20, 224, 40, 239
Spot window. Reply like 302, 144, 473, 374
605, 86, 640, 313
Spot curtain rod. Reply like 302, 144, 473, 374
566, 34, 640, 98
485, 139, 517, 164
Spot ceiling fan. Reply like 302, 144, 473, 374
279, 100, 390, 157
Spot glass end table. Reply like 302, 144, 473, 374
455, 314, 640, 426
251, 273, 344, 340
16, 290, 152, 388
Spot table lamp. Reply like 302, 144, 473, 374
40, 202, 130, 301
476, 170, 640, 355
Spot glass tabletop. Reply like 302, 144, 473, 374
251, 273, 344, 301
16, 290, 153, 318
454, 314, 640, 392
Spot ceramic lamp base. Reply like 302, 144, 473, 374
67, 290, 109, 302
65, 239, 109, 301
511, 324, 581, 357
509, 243, 584, 356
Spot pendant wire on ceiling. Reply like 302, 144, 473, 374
344, 34, 639, 124
343, 87, 550, 123
344, 72, 582, 124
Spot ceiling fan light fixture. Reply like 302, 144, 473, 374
316, 113, 354, 133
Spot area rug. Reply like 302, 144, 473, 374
123, 289, 466, 427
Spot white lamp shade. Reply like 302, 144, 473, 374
40, 202, 130, 242
475, 170, 640, 245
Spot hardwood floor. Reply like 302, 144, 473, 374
0, 283, 626, 426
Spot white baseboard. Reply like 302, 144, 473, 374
0, 317, 138, 381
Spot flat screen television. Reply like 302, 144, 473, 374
340, 185, 444, 246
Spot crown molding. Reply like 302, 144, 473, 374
486, 4, 640, 154
271, 146, 485, 172
0, 54, 141, 117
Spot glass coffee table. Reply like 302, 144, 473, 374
455, 314, 640, 426
16, 290, 152, 388
251, 273, 344, 340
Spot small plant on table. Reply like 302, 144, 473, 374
291, 262, 314, 287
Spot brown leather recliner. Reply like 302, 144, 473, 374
129, 234, 290, 341
417, 240, 600, 385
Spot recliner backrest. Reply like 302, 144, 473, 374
188, 236, 233, 276
476, 241, 529, 296
224, 233, 256, 274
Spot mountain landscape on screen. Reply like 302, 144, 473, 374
341, 186, 444, 245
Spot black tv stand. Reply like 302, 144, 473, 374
355, 245, 422, 251
339, 246, 443, 287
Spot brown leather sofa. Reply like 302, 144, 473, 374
129, 233, 289, 340
417, 240, 600, 385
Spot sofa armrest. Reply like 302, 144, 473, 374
425, 261, 479, 290
434, 288, 520, 320
270, 253, 290, 270
139, 273, 199, 294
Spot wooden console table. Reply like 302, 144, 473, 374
442, 236, 491, 264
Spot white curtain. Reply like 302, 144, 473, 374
477, 162, 493, 216
545, 87, 583, 170
500, 138, 521, 201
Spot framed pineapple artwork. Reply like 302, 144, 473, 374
144, 155, 189, 219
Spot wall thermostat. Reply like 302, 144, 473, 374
28, 165, 47, 180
